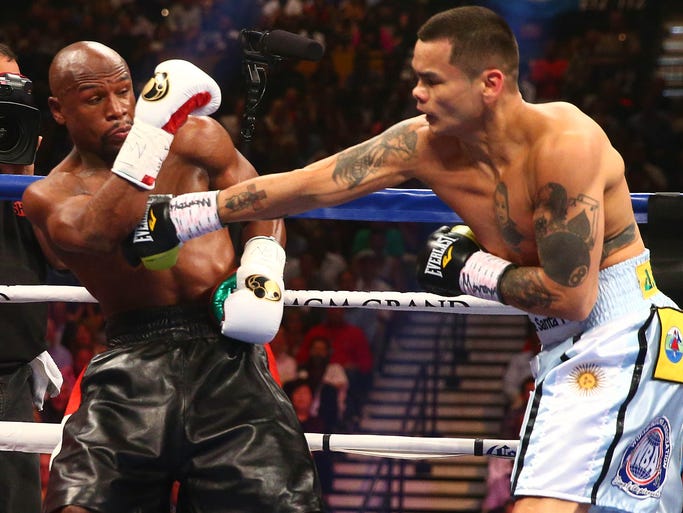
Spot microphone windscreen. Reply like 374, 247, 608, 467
263, 30, 324, 61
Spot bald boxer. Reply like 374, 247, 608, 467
23, 41, 323, 513
130, 7, 682, 513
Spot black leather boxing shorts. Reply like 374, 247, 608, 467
44, 304, 323, 513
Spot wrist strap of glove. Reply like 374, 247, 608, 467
240, 236, 286, 276
111, 120, 174, 190
459, 251, 513, 303
168, 191, 223, 242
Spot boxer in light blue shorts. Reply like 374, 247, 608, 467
513, 250, 683, 513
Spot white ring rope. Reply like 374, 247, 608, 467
0, 421, 517, 459
0, 285, 521, 458
0, 285, 523, 315
304, 433, 518, 459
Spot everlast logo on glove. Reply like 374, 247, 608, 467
132, 194, 173, 243
416, 225, 483, 298
142, 72, 169, 102
423, 234, 455, 277
121, 194, 183, 270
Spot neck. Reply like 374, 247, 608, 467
462, 91, 527, 166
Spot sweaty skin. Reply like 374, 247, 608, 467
22, 41, 284, 317
210, 37, 642, 325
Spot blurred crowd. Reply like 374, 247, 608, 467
2, 0, 682, 502
0, 0, 680, 191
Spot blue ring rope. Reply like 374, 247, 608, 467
1, 174, 654, 224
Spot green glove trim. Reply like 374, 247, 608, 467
211, 274, 237, 323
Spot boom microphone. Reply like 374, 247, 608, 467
242, 29, 324, 61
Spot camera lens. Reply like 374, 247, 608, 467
0, 102, 40, 165
0, 113, 23, 154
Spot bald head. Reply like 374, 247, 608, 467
47, 41, 135, 163
49, 41, 129, 98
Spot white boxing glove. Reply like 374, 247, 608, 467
112, 59, 221, 189
211, 236, 286, 344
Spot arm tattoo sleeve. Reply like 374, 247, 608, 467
220, 184, 266, 213
534, 183, 599, 287
501, 267, 558, 310
332, 124, 417, 188
601, 223, 636, 261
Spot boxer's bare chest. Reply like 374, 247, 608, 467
420, 155, 539, 264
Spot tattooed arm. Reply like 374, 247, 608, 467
499, 131, 608, 321
214, 118, 421, 223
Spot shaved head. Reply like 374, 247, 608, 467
47, 41, 135, 164
49, 41, 129, 98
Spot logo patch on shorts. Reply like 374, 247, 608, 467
612, 416, 670, 499
653, 308, 683, 383
636, 260, 658, 299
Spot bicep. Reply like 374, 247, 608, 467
24, 184, 92, 252
174, 117, 254, 190
532, 134, 605, 290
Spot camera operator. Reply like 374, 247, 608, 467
0, 43, 62, 513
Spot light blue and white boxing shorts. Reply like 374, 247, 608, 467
512, 250, 683, 513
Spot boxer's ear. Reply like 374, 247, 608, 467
48, 97, 65, 125
481, 68, 505, 103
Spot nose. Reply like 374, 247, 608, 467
105, 95, 128, 121
412, 83, 426, 104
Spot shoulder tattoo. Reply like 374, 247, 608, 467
533, 182, 599, 287
332, 124, 417, 188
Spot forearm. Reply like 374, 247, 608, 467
500, 265, 595, 321
417, 225, 596, 322
215, 172, 313, 225
50, 179, 150, 254
215, 150, 379, 225
241, 218, 286, 248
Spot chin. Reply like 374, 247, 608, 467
425, 119, 440, 134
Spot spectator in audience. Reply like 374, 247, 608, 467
351, 223, 407, 291
46, 315, 73, 371
623, 137, 669, 192
337, 265, 391, 359
271, 326, 299, 385
59, 320, 94, 356
298, 335, 349, 423
528, 39, 569, 102
298, 308, 373, 429
282, 307, 313, 358
501, 331, 540, 406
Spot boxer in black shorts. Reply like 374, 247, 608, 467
23, 42, 322, 513
54, 305, 319, 512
